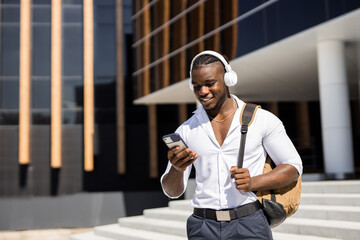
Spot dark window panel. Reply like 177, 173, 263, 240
94, 25, 116, 76
236, 11, 265, 57
33, 0, 51, 4
63, 0, 83, 4
32, 110, 51, 125
32, 25, 51, 76
94, 79, 116, 109
63, 79, 84, 109
63, 109, 83, 124
0, 111, 19, 125
62, 25, 83, 76
95, 109, 116, 124
0, 80, 19, 109
1, 5, 20, 22
63, 5, 83, 23
32, 4, 51, 23
1, 25, 20, 76
32, 80, 51, 109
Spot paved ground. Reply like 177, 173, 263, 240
0, 228, 92, 240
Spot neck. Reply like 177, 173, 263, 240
206, 96, 235, 119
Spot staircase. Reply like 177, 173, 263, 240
70, 180, 360, 240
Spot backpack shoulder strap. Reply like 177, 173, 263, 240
237, 103, 261, 168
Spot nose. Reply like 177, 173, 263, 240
199, 86, 209, 96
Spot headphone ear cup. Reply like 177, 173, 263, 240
224, 70, 238, 87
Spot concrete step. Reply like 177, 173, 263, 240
144, 207, 191, 222
292, 205, 360, 221
301, 180, 360, 193
118, 216, 186, 237
168, 200, 192, 211
94, 224, 187, 240
272, 232, 342, 240
301, 193, 360, 206
69, 231, 114, 240
274, 217, 360, 240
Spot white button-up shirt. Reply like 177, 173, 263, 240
161, 95, 303, 210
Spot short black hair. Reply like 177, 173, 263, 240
192, 54, 229, 71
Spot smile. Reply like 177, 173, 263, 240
200, 97, 213, 103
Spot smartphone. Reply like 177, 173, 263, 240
162, 133, 188, 155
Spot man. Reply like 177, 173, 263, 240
161, 50, 302, 239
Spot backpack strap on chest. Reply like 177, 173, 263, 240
237, 103, 261, 168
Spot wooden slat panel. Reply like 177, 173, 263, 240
19, 0, 32, 165
296, 102, 311, 148
116, 0, 126, 174
178, 104, 188, 125
148, 105, 158, 178
267, 102, 279, 116
142, 0, 151, 96
220, 0, 238, 59
204, 0, 220, 51
171, 0, 187, 83
51, 0, 62, 169
83, 0, 94, 172
187, 0, 205, 58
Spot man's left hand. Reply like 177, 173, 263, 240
230, 166, 253, 192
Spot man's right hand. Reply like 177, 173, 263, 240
168, 146, 198, 172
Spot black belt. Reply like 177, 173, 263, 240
193, 201, 261, 221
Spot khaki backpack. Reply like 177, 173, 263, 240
238, 103, 302, 228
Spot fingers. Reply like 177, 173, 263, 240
168, 147, 198, 172
230, 167, 252, 192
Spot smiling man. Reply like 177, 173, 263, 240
161, 50, 302, 239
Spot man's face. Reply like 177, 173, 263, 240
191, 62, 228, 111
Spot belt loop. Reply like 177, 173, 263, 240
233, 207, 239, 219
203, 209, 207, 219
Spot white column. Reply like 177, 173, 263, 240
317, 39, 354, 178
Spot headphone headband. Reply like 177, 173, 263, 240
189, 50, 238, 90
189, 50, 231, 74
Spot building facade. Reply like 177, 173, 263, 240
0, 0, 359, 199
0, 0, 139, 196
132, 0, 360, 179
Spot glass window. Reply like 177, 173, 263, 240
32, 4, 51, 23
63, 109, 83, 124
1, 5, 20, 22
62, 25, 83, 76
63, 5, 83, 23
236, 11, 265, 56
63, 79, 83, 109
32, 79, 51, 109
0, 80, 19, 109
95, 109, 115, 124
95, 5, 115, 24
94, 79, 115, 109
63, 0, 83, 4
0, 111, 19, 125
33, 0, 51, 4
32, 110, 50, 124
94, 25, 116, 76
1, 25, 20, 76
32, 25, 51, 76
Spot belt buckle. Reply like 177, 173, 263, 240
216, 210, 231, 221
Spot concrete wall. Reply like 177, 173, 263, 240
0, 191, 169, 231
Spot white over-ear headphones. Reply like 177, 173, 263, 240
189, 50, 238, 90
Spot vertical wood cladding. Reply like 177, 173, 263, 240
134, 0, 239, 97
19, 0, 32, 165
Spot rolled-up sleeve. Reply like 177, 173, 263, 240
262, 112, 303, 177
160, 161, 192, 199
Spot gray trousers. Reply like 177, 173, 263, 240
186, 209, 273, 240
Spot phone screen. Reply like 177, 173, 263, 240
162, 133, 188, 154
